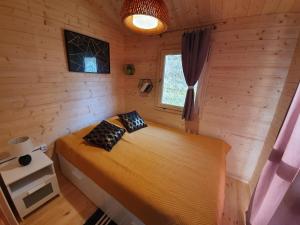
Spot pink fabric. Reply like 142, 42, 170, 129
247, 83, 300, 225
269, 173, 300, 225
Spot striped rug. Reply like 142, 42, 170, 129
84, 208, 117, 225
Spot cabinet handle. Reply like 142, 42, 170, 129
27, 183, 47, 195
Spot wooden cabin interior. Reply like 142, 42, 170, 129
0, 0, 300, 225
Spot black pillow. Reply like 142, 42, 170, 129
83, 120, 125, 151
118, 111, 147, 133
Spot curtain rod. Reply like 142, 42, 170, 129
161, 20, 226, 36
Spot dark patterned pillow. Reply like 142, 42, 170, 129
118, 111, 147, 133
83, 120, 125, 151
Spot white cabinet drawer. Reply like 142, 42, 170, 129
12, 174, 59, 218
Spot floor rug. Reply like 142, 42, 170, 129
84, 208, 117, 225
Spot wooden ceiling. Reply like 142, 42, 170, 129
91, 0, 300, 32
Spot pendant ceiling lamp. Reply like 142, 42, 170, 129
121, 0, 169, 35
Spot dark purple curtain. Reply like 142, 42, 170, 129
181, 29, 211, 120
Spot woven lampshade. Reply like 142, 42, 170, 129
121, 0, 169, 35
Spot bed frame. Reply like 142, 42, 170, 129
58, 154, 145, 225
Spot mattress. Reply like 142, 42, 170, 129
56, 117, 230, 225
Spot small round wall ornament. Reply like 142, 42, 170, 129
123, 64, 135, 75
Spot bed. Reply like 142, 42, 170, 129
56, 117, 230, 225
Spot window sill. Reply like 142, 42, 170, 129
154, 105, 182, 115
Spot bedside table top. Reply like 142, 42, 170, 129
0, 151, 53, 185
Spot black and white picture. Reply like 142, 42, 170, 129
64, 30, 110, 74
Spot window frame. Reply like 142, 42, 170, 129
156, 49, 185, 112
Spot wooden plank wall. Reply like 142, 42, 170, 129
124, 13, 300, 182
0, 0, 125, 156
249, 33, 300, 191
124, 33, 184, 129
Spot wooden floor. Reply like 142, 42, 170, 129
21, 170, 250, 225
222, 178, 250, 225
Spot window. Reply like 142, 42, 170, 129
160, 54, 186, 108
159, 52, 198, 110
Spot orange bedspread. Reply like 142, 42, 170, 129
56, 118, 230, 225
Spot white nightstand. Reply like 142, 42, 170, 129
0, 151, 60, 219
